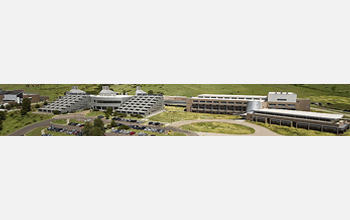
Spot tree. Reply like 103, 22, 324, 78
20, 108, 27, 116
106, 107, 113, 115
43, 101, 48, 105
0, 120, 3, 131
82, 122, 93, 136
0, 105, 4, 109
94, 118, 104, 129
92, 127, 104, 136
5, 105, 11, 110
110, 120, 117, 127
22, 98, 31, 112
53, 110, 60, 115
0, 111, 6, 121
35, 103, 40, 108
148, 90, 154, 95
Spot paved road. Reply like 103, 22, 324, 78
170, 119, 281, 136
8, 113, 87, 136
8, 112, 280, 136
8, 119, 55, 136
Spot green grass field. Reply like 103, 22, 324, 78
45, 130, 74, 136
148, 106, 240, 123
248, 121, 350, 136
0, 112, 53, 136
1, 84, 350, 103
25, 126, 47, 136
180, 122, 255, 135
52, 119, 67, 125
85, 111, 105, 117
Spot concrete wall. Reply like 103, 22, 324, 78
268, 93, 297, 102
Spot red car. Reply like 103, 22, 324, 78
130, 132, 136, 135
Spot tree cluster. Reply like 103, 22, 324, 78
0, 111, 6, 131
82, 118, 105, 136
20, 98, 31, 116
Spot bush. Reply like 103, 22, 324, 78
35, 103, 40, 108
43, 101, 48, 105
93, 109, 100, 112
53, 110, 60, 115
118, 125, 130, 130
5, 105, 11, 110
20, 108, 27, 116
110, 120, 117, 127
0, 111, 6, 121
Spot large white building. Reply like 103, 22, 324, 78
38, 86, 164, 116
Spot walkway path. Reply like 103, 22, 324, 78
170, 119, 281, 136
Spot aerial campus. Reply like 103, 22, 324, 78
0, 84, 349, 136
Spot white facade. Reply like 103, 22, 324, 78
267, 92, 297, 102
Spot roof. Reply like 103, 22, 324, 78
198, 94, 267, 98
68, 88, 86, 94
90, 95, 133, 98
268, 92, 295, 95
0, 91, 22, 95
99, 89, 117, 96
254, 108, 344, 120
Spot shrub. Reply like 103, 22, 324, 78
53, 110, 60, 115
35, 103, 40, 108
5, 105, 11, 110
20, 108, 27, 116
43, 101, 48, 105
118, 125, 130, 130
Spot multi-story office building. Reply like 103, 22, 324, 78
246, 108, 349, 134
39, 86, 164, 116
186, 92, 310, 114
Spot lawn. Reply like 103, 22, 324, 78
45, 130, 74, 136
85, 111, 105, 117
25, 126, 47, 136
0, 111, 53, 136
247, 121, 350, 136
111, 84, 350, 98
148, 106, 240, 123
52, 119, 67, 125
180, 122, 255, 135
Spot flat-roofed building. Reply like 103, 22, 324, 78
187, 92, 310, 115
164, 96, 188, 106
38, 85, 164, 115
247, 108, 349, 134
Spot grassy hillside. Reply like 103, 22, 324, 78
1, 84, 350, 109
0, 84, 104, 101
0, 111, 53, 136
110, 84, 350, 98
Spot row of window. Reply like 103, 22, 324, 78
197, 96, 265, 100
193, 100, 245, 104
253, 111, 334, 122
269, 104, 295, 107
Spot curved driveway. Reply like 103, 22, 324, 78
169, 119, 281, 136
8, 119, 55, 136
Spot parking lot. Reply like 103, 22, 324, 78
46, 125, 83, 136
